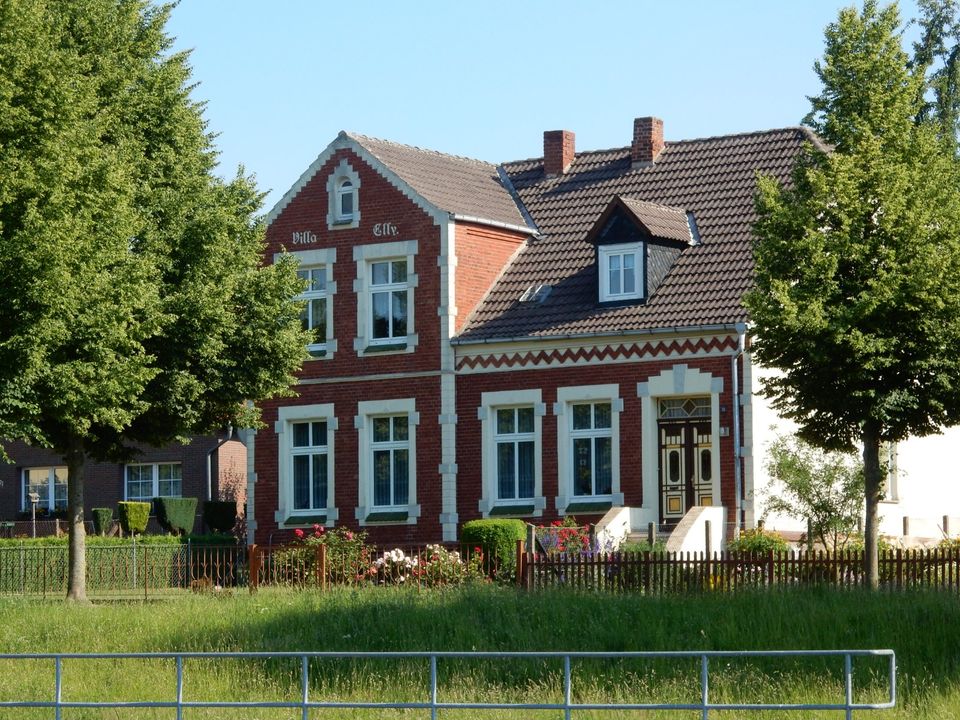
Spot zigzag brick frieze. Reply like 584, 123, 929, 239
456, 335, 738, 372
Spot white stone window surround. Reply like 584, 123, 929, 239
274, 403, 339, 526
22, 466, 67, 511
125, 462, 183, 501
354, 397, 421, 525
353, 240, 419, 356
554, 384, 625, 512
598, 242, 644, 302
478, 389, 546, 517
326, 158, 361, 230
637, 365, 723, 520
275, 248, 338, 360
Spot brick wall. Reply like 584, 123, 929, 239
454, 221, 527, 333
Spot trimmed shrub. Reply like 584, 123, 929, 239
118, 501, 150, 535
155, 497, 198, 536
91, 508, 113, 536
203, 500, 237, 534
461, 519, 526, 574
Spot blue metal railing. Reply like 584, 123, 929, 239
0, 649, 896, 719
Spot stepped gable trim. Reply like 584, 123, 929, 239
455, 334, 739, 373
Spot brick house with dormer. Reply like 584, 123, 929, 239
250, 116, 834, 547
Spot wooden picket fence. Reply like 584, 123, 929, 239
516, 545, 960, 593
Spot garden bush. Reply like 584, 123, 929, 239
203, 500, 238, 534
118, 501, 150, 535
155, 497, 198, 535
91, 508, 113, 536
461, 518, 525, 574
727, 528, 789, 554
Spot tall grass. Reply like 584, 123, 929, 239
0, 585, 956, 718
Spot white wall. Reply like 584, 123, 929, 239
745, 351, 960, 541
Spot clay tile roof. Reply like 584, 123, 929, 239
346, 132, 530, 230
615, 197, 693, 244
455, 127, 813, 342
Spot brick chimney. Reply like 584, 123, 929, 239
543, 130, 575, 177
631, 116, 664, 167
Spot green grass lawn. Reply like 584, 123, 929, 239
0, 585, 956, 719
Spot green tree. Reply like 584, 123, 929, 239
746, 1, 960, 588
760, 435, 864, 552
0, 0, 309, 601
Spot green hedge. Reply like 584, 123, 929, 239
461, 519, 526, 574
118, 501, 150, 535
155, 497, 197, 536
0, 534, 237, 548
91, 508, 113, 536
203, 500, 237, 534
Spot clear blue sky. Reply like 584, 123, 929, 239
165, 1, 920, 213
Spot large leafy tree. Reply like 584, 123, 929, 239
0, 0, 309, 600
747, 0, 960, 588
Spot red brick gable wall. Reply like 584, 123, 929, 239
454, 222, 526, 334
266, 147, 444, 380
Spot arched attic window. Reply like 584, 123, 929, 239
326, 158, 361, 230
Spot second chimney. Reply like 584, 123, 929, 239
543, 130, 575, 177
631, 116, 664, 167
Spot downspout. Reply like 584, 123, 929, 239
731, 324, 747, 538
206, 425, 234, 501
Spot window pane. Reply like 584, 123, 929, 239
608, 255, 621, 295
595, 437, 612, 494
53, 480, 67, 510
393, 415, 408, 441
340, 190, 353, 216
371, 262, 389, 286
373, 450, 392, 505
312, 453, 327, 508
517, 406, 534, 433
594, 403, 612, 429
623, 258, 636, 294
572, 404, 591, 430
497, 443, 515, 499
372, 292, 390, 338
293, 455, 310, 509
573, 438, 592, 496
158, 463, 182, 497
372, 417, 391, 443
700, 448, 712, 482
293, 423, 310, 447
311, 421, 327, 447
517, 441, 535, 498
310, 268, 326, 292
300, 305, 310, 332
393, 449, 409, 505
496, 409, 514, 435
391, 260, 407, 283
392, 290, 407, 337
310, 299, 326, 341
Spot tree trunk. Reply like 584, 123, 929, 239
862, 421, 883, 590
65, 438, 88, 602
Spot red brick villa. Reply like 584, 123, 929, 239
251, 117, 814, 547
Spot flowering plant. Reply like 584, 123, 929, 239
536, 516, 593, 556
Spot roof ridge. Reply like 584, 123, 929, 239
502, 126, 812, 166
619, 196, 687, 212
344, 131, 499, 169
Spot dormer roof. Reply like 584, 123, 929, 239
587, 196, 696, 247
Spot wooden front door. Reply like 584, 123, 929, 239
658, 418, 713, 524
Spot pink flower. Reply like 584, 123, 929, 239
294, 528, 304, 539
345, 531, 354, 540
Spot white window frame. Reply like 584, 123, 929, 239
275, 404, 338, 526
368, 258, 409, 345
21, 467, 67, 512
478, 389, 546, 517
355, 398, 421, 525
598, 242, 643, 302
326, 158, 360, 230
555, 385, 624, 512
276, 248, 338, 361
353, 240, 419, 356
124, 463, 183, 501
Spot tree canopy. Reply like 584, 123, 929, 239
0, 0, 309, 600
746, 0, 960, 587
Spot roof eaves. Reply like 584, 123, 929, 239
451, 322, 744, 347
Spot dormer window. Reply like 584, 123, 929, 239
586, 196, 697, 305
599, 243, 642, 302
326, 159, 361, 230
